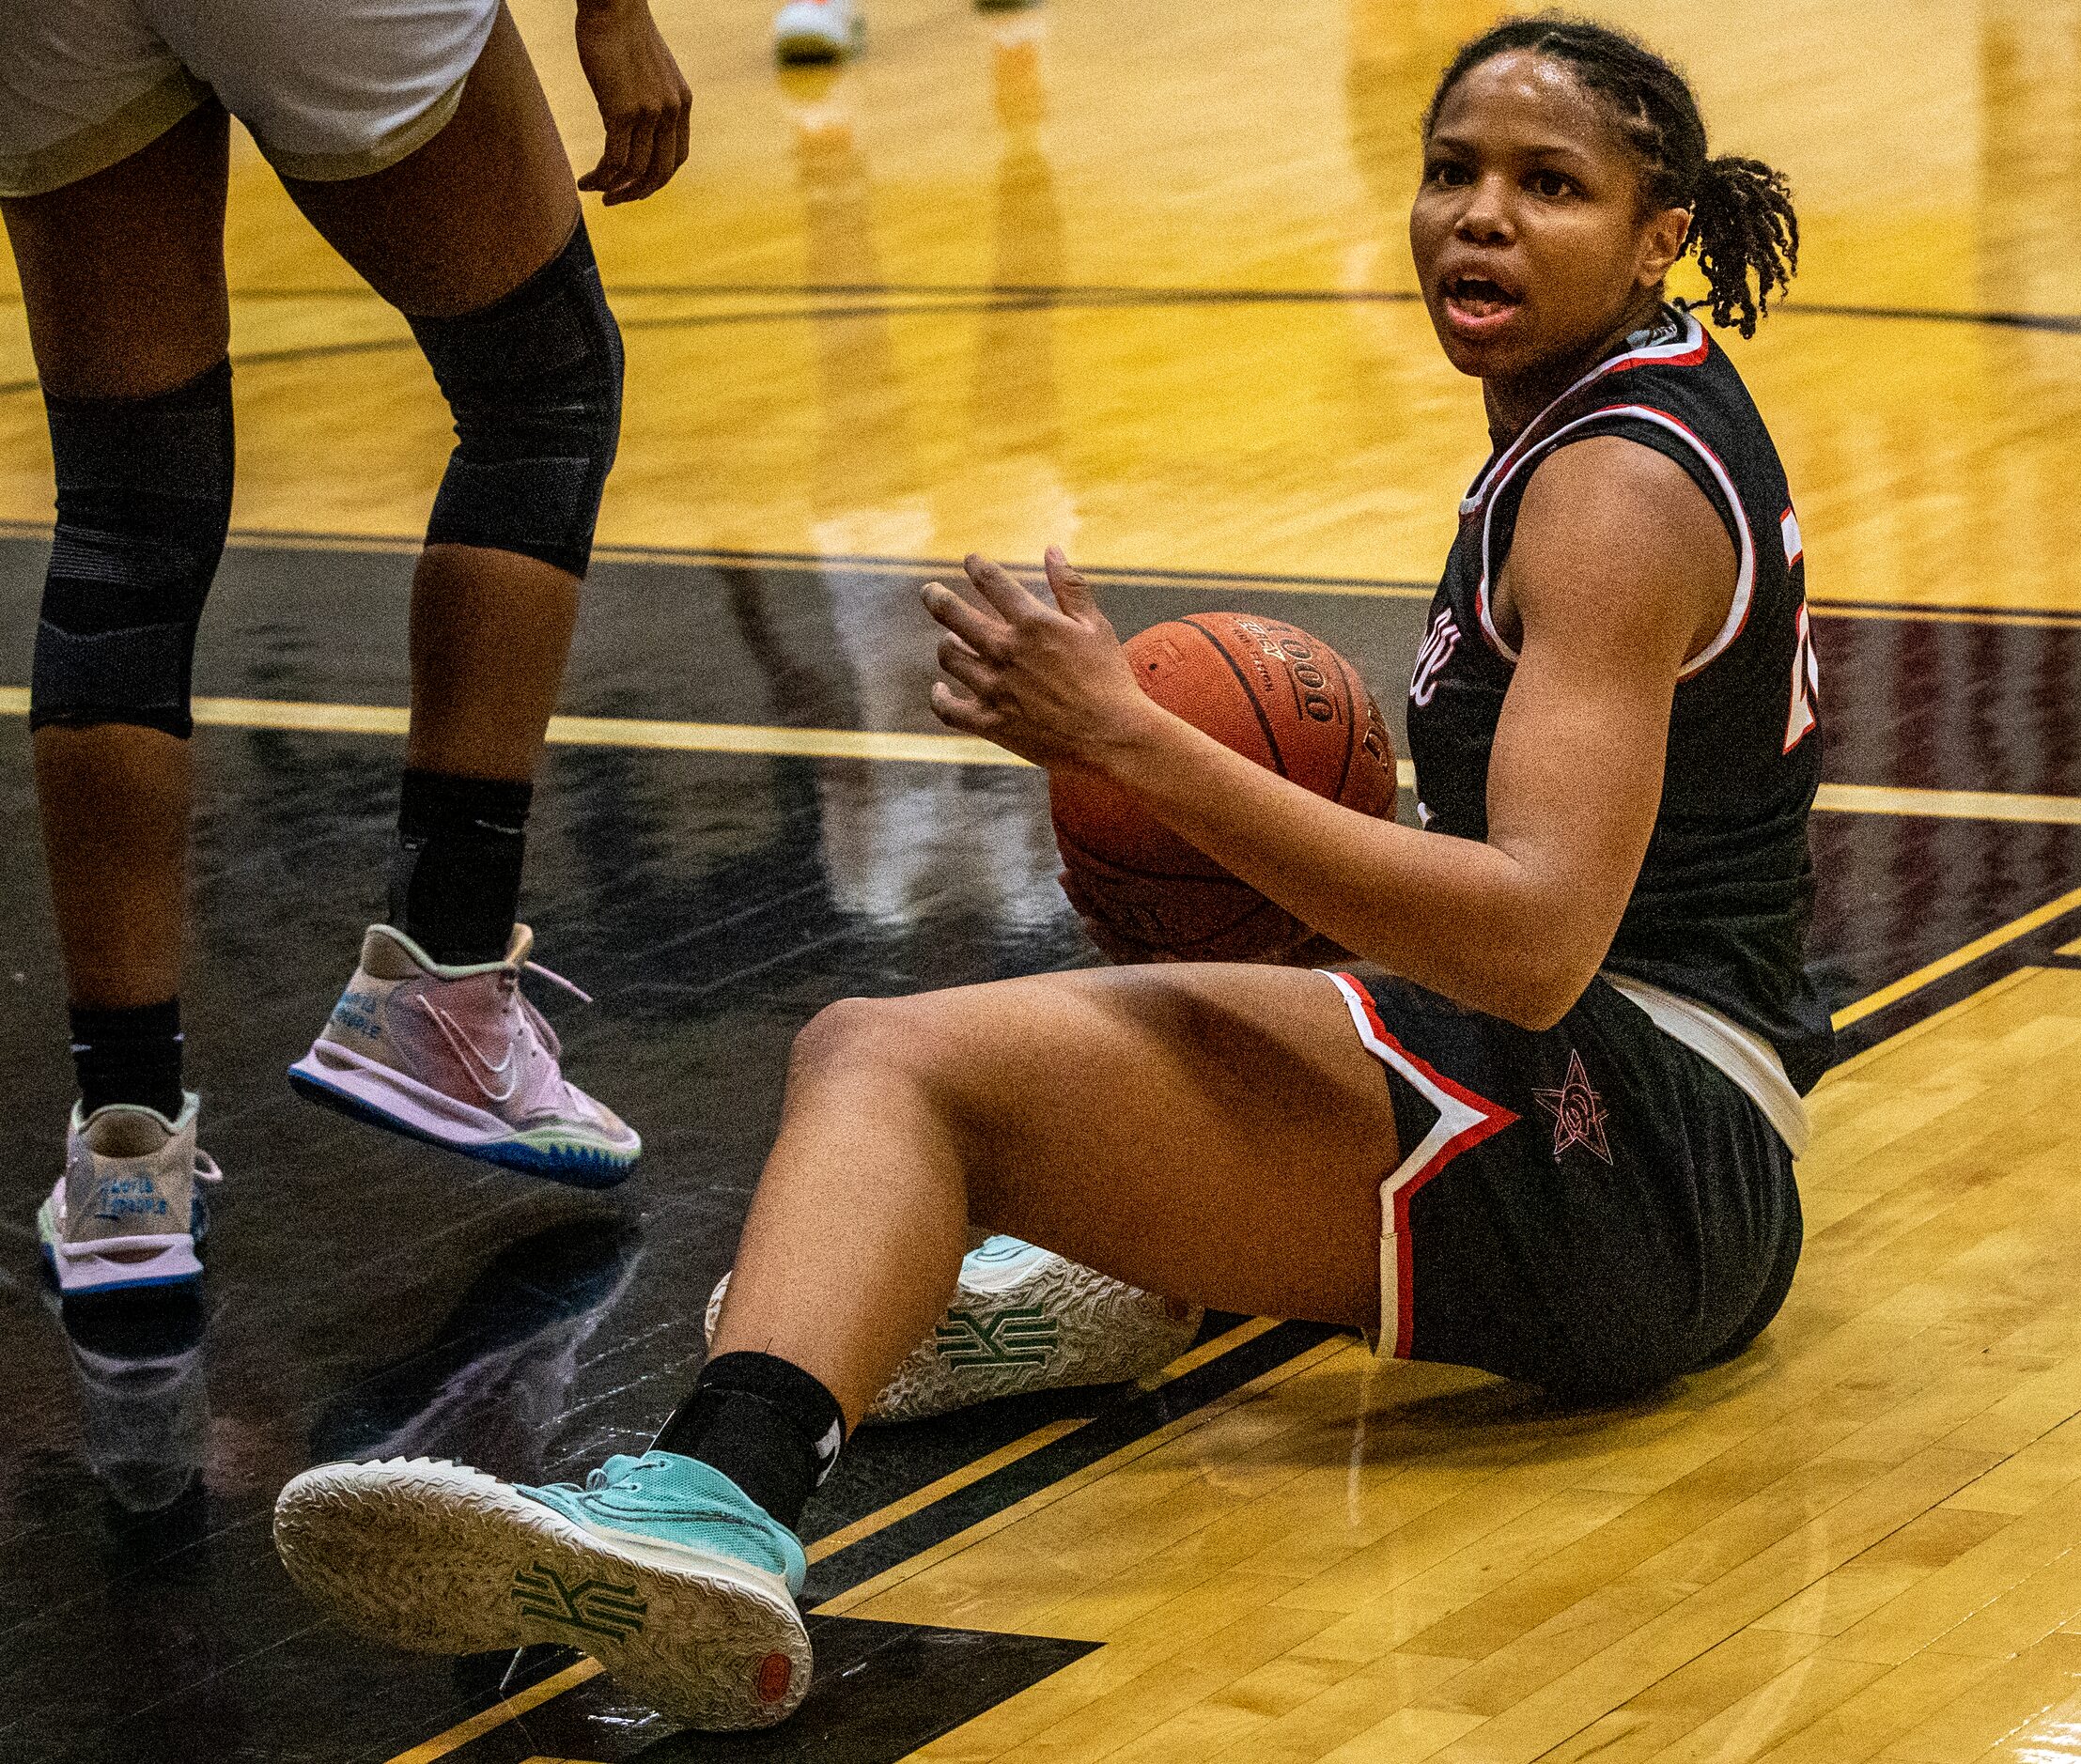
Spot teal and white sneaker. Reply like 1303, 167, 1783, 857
707, 1236, 1204, 1422
272, 1451, 811, 1729
774, 0, 862, 62
39, 1093, 222, 1297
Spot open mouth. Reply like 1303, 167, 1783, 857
1442, 275, 1523, 321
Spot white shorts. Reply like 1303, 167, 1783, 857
0, 0, 500, 197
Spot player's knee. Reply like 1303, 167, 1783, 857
29, 358, 234, 740
793, 995, 899, 1077
409, 221, 623, 579
789, 995, 955, 1092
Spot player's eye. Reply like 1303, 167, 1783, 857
1426, 157, 1474, 188
1529, 168, 1575, 199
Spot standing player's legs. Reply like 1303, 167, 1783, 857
5, 101, 234, 1293
275, 7, 639, 1181
275, 962, 1397, 1728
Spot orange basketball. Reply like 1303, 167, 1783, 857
1050, 612, 1397, 960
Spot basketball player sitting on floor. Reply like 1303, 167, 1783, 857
276, 16, 1829, 1732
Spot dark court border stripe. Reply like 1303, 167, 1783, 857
3, 521, 2073, 627
9, 282, 2081, 399
10, 278, 2081, 334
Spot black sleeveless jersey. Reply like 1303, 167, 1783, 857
1405, 306, 1836, 1092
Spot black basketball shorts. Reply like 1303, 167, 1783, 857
1324, 969, 1803, 1400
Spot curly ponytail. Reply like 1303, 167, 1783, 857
1689, 155, 1797, 336
1425, 14, 1800, 337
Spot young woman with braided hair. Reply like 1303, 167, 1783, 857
275, 15, 1830, 1730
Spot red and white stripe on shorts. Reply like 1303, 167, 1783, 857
1324, 972, 1518, 1357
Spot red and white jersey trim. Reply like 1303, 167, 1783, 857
1471, 403, 1756, 680
1780, 505, 1803, 567
1460, 310, 1709, 518
1325, 972, 1518, 1359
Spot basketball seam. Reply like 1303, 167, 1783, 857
1177, 617, 1290, 779
1053, 827, 1295, 947
1327, 654, 1361, 807
1054, 823, 1235, 886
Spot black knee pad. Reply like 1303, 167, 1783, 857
411, 221, 623, 578
30, 358, 234, 740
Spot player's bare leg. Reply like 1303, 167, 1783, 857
281, 6, 639, 1180
282, 3, 584, 784
711, 961, 1394, 1422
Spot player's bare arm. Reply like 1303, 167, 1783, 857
924, 441, 1731, 1029
576, 0, 693, 204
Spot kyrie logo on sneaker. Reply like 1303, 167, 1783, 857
934, 1305, 1059, 1367
1533, 1050, 1612, 1164
510, 1563, 647, 1640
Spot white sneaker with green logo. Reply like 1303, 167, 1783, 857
273, 1450, 811, 1730
706, 1236, 1203, 1422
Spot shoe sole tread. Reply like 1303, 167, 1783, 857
707, 1254, 1203, 1422
273, 1459, 810, 1729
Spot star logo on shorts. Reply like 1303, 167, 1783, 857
1533, 1050, 1612, 1164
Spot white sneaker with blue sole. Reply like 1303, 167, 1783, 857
39, 1093, 222, 1297
707, 1235, 1204, 1422
272, 1450, 811, 1730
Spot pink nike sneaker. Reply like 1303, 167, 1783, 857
39, 1093, 222, 1296
289, 924, 640, 1186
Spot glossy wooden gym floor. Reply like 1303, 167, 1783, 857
5, 1, 2081, 1760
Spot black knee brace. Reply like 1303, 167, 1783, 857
411, 221, 623, 578
30, 358, 234, 739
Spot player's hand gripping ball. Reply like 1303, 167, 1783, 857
1050, 612, 1398, 962
920, 551, 1397, 963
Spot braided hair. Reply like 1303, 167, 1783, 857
1423, 15, 1797, 337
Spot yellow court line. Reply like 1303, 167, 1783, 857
804, 1418, 1089, 1566
2059, 936, 2081, 958
800, 1318, 1272, 1566
1820, 965, 2047, 1084
383, 1660, 604, 1764
1813, 781, 2081, 826
1141, 1314, 1282, 1387
1831, 884, 2081, 1029
1807, 602, 2081, 630
8, 518, 2081, 621
815, 1333, 1359, 1618
13, 689, 2081, 830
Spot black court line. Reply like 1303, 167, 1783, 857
10, 277, 2081, 334
10, 281, 2081, 399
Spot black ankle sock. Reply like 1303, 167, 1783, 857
388, 769, 533, 966
652, 1352, 845, 1530
70, 998, 184, 1119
